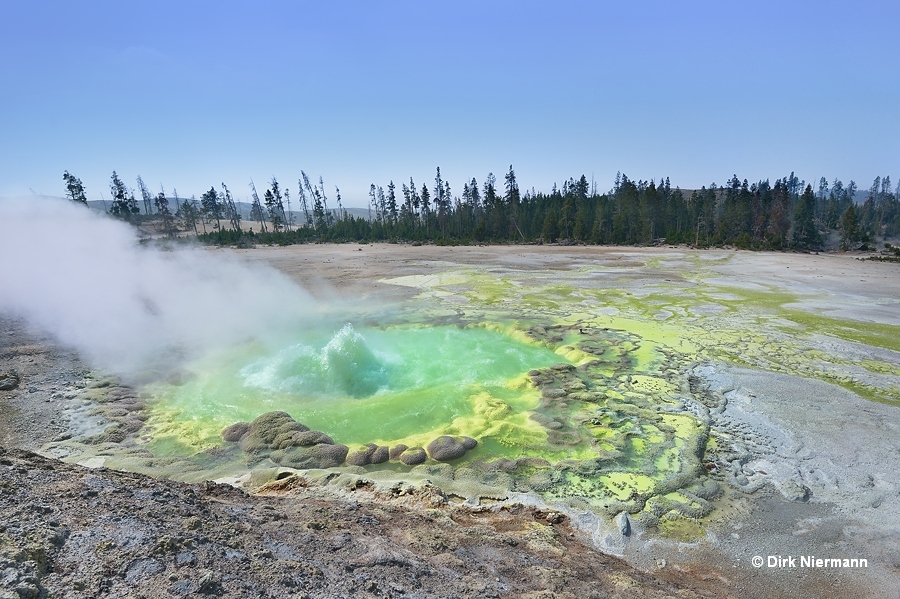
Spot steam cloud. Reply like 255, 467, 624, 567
0, 197, 317, 380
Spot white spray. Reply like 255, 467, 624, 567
0, 196, 317, 380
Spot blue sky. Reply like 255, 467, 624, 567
1, 1, 897, 206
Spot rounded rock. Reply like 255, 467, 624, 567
279, 443, 349, 469
369, 445, 390, 464
399, 447, 427, 466
294, 430, 334, 447
427, 436, 468, 462
346, 443, 378, 466
239, 411, 309, 453
388, 444, 408, 460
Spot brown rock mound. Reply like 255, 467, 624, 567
399, 447, 427, 465
223, 411, 348, 469
426, 436, 478, 462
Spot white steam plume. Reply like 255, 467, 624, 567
0, 197, 316, 379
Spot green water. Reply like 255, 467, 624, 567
146, 324, 567, 451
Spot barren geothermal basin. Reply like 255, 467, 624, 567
8, 241, 900, 598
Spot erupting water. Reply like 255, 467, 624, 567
243, 324, 390, 399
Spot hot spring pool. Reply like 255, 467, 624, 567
143, 323, 569, 454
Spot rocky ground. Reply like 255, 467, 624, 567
0, 445, 728, 599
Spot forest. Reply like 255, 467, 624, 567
61, 167, 900, 251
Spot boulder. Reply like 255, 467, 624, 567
0, 370, 20, 391
346, 443, 378, 466
615, 512, 631, 537
780, 479, 810, 503
427, 436, 466, 461
293, 430, 334, 447
369, 445, 389, 464
399, 447, 427, 466
307, 443, 350, 468
276, 443, 349, 469
239, 412, 309, 454
222, 422, 250, 443
459, 436, 478, 450
388, 444, 408, 460
427, 436, 479, 462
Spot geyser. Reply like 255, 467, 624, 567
146, 323, 567, 451
243, 323, 389, 399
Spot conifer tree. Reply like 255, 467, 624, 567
541, 206, 559, 242
839, 204, 859, 250
334, 187, 345, 222
201, 186, 222, 230
792, 184, 820, 249
504, 165, 520, 207
369, 184, 378, 223
248, 180, 268, 233
156, 187, 175, 237
220, 183, 241, 232
136, 176, 153, 215
108, 171, 139, 221
264, 177, 286, 231
420, 183, 431, 233
62, 171, 88, 205
298, 173, 314, 228
179, 196, 199, 234
386, 181, 398, 225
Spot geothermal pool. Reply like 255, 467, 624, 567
43, 246, 900, 543
145, 323, 567, 454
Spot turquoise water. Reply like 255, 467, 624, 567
146, 324, 566, 449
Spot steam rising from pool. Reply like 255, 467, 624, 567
0, 196, 318, 380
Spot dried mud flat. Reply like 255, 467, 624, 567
2, 243, 900, 598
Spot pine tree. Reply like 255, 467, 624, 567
504, 165, 520, 207
155, 185, 174, 237
201, 187, 222, 230
248, 180, 268, 233
386, 181, 398, 225
335, 187, 345, 222
839, 204, 859, 250
420, 183, 431, 234
136, 176, 153, 215
434, 167, 450, 236
108, 171, 139, 221
180, 196, 199, 234
558, 192, 574, 240
311, 181, 326, 235
318, 177, 331, 227
283, 188, 293, 230
62, 171, 88, 205
369, 184, 378, 223
792, 184, 821, 249
298, 173, 314, 228
221, 183, 241, 232
541, 207, 559, 242
264, 177, 286, 231
376, 186, 386, 227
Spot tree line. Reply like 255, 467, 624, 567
62, 168, 900, 251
